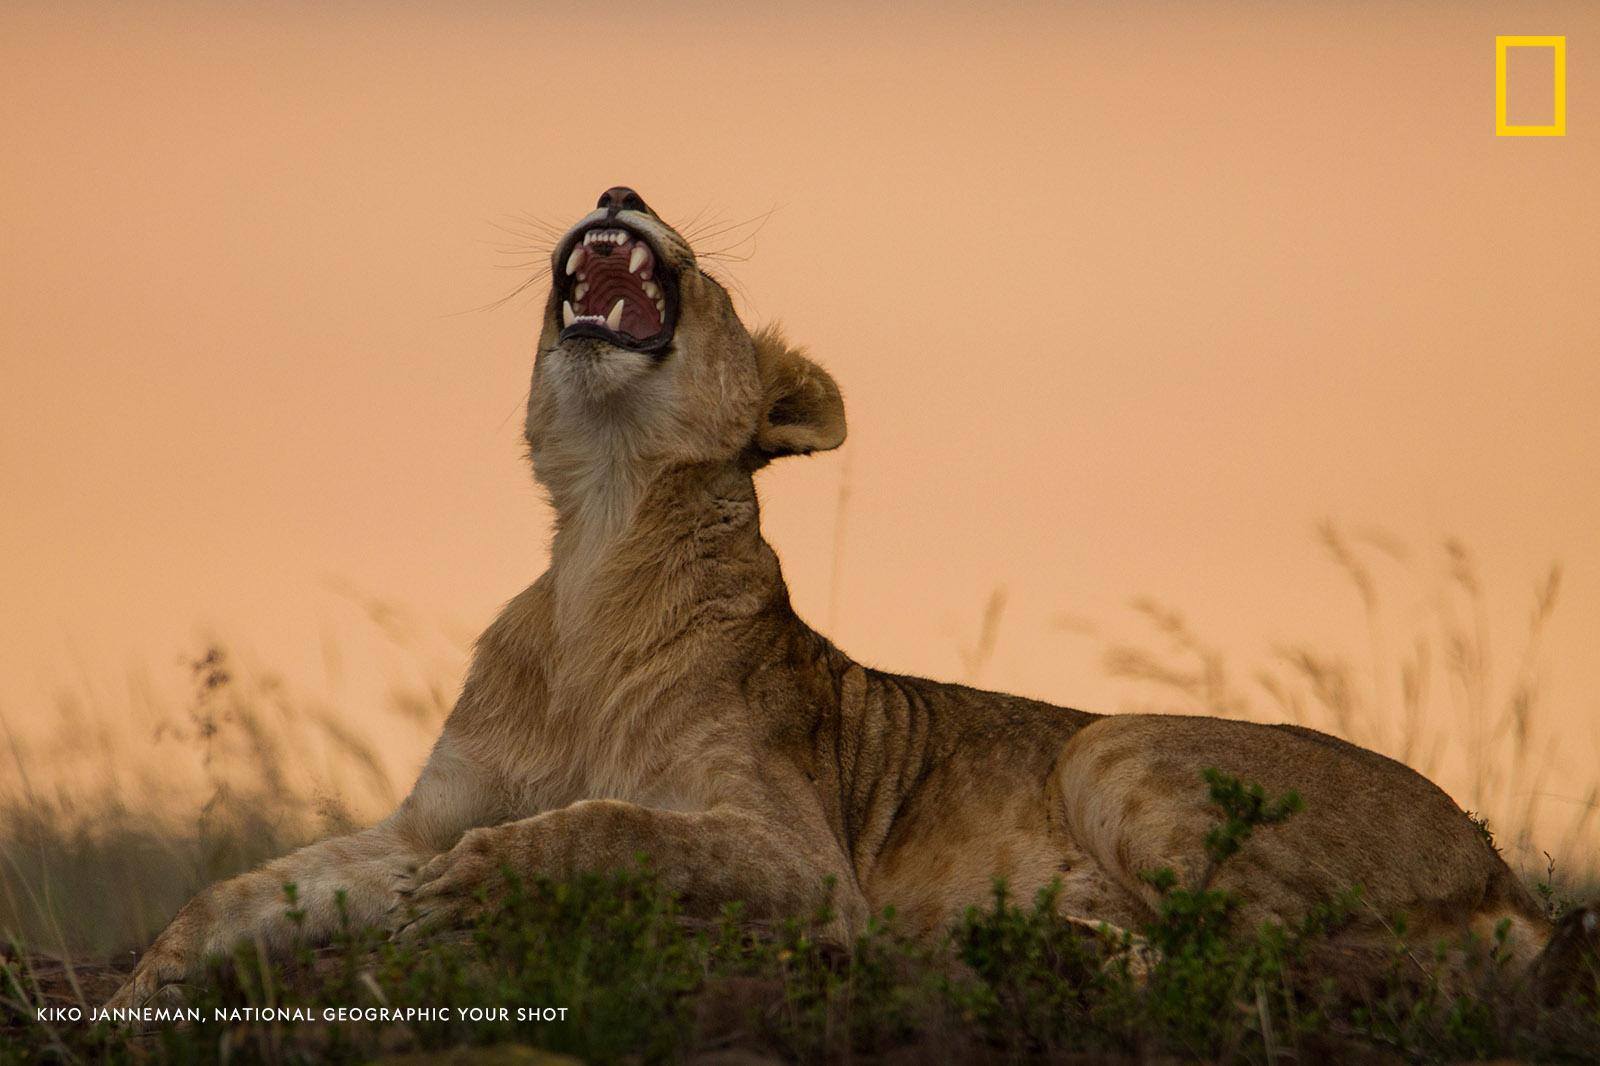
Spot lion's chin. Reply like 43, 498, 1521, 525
548, 339, 658, 404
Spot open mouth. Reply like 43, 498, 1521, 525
556, 223, 677, 352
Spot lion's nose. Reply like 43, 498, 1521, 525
597, 186, 653, 217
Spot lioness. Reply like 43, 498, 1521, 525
109, 187, 1595, 1008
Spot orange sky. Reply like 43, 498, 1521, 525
2, 3, 1596, 854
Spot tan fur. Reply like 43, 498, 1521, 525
110, 194, 1581, 1009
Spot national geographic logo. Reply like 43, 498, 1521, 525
1496, 35, 1566, 136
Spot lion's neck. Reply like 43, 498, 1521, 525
545, 458, 779, 654
520, 459, 785, 799
546, 461, 652, 621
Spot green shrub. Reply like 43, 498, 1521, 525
5, 770, 1598, 1064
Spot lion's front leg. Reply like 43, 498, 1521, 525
399, 799, 864, 939
106, 824, 424, 1010
107, 732, 505, 1010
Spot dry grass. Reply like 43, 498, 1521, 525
0, 596, 456, 960
1094, 522, 1599, 896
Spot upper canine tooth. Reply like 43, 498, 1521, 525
606, 298, 625, 330
628, 246, 648, 274
565, 247, 586, 276
562, 300, 576, 327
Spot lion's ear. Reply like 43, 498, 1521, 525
751, 324, 846, 460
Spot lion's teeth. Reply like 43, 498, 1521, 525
606, 299, 625, 330
654, 299, 665, 317
642, 281, 660, 299
565, 247, 586, 276
562, 301, 576, 327
628, 246, 648, 274
574, 282, 588, 301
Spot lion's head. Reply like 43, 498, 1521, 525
525, 188, 845, 505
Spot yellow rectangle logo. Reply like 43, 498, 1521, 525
1496, 35, 1566, 136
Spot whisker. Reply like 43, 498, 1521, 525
682, 206, 778, 246
699, 248, 756, 264
673, 202, 716, 239
484, 221, 557, 255
683, 220, 754, 246
444, 264, 553, 318
683, 211, 777, 271
507, 212, 571, 239
678, 207, 729, 236
681, 216, 756, 244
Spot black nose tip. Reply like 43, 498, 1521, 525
597, 186, 653, 216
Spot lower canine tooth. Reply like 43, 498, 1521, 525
628, 246, 648, 274
606, 299, 625, 330
562, 301, 576, 327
